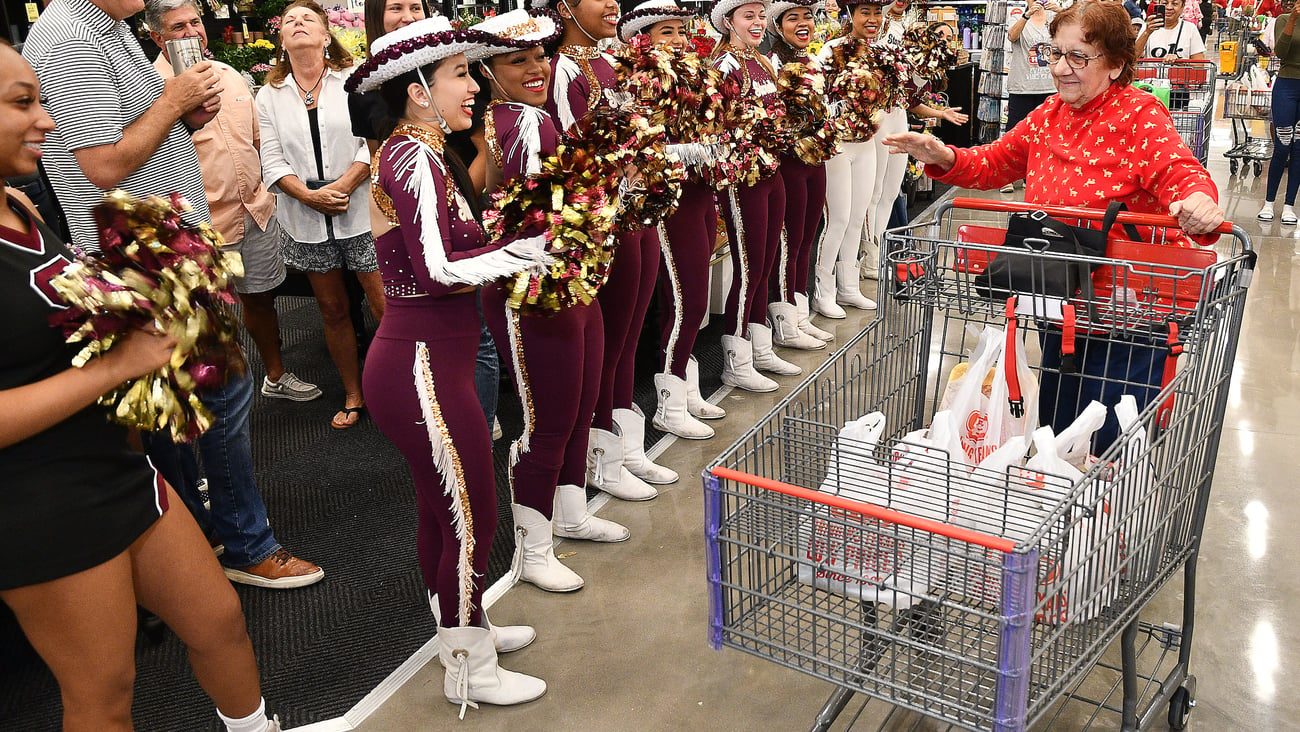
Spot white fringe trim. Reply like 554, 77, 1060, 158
657, 222, 685, 376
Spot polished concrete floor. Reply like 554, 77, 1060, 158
331, 116, 1296, 732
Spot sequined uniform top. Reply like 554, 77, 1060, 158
487, 102, 561, 185
714, 49, 779, 104
928, 83, 1219, 244
546, 46, 621, 132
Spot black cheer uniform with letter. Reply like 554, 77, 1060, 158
0, 195, 165, 590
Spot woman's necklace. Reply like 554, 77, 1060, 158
294, 65, 327, 106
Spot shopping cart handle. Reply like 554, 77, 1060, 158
951, 197, 1236, 236
1135, 57, 1218, 66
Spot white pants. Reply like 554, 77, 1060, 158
866, 108, 910, 271
815, 140, 877, 275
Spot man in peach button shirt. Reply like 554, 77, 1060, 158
149, 0, 320, 403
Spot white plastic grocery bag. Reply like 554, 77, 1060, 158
940, 326, 1005, 464
1053, 400, 1108, 470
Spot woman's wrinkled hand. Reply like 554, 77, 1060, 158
882, 131, 957, 170
1168, 192, 1225, 236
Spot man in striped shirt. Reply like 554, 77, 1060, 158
22, 0, 220, 250
23, 0, 326, 590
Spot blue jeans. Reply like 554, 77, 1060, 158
1267, 77, 1300, 206
143, 371, 279, 568
475, 292, 499, 427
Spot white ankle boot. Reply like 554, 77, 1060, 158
511, 504, 584, 592
552, 484, 630, 542
429, 594, 537, 654
768, 301, 826, 350
794, 293, 833, 342
835, 262, 877, 311
720, 334, 779, 392
812, 266, 846, 319
440, 625, 546, 718
685, 356, 726, 419
613, 406, 678, 484
653, 372, 715, 439
748, 323, 801, 376
586, 426, 658, 501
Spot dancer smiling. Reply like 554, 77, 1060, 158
471, 9, 630, 593
536, 0, 673, 499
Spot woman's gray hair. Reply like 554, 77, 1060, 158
144, 0, 202, 34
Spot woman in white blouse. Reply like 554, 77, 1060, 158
257, 0, 381, 429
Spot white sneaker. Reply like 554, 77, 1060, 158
1000, 183, 1015, 194
261, 372, 322, 401
1258, 203, 1275, 221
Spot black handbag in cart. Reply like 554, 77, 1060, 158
972, 201, 1138, 301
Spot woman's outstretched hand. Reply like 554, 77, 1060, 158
882, 132, 957, 171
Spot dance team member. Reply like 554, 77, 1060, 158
537, 0, 674, 498
766, 0, 835, 348
710, 0, 803, 394
812, 0, 885, 318
472, 10, 631, 594
348, 17, 548, 713
617, 0, 728, 440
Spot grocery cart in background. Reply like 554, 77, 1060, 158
1133, 60, 1216, 166
704, 198, 1254, 731
1223, 85, 1273, 176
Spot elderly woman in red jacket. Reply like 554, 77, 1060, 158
884, 0, 1224, 449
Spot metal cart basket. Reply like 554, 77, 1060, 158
704, 198, 1254, 732
1133, 60, 1216, 167
1223, 85, 1273, 177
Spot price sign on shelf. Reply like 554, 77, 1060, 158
25, 2, 39, 22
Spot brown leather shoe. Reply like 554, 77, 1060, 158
223, 548, 324, 589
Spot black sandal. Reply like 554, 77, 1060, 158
331, 405, 366, 430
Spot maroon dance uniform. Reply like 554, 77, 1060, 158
658, 177, 717, 379
714, 48, 787, 337
0, 194, 166, 590
769, 50, 828, 304
480, 101, 603, 518
363, 127, 541, 627
547, 45, 661, 431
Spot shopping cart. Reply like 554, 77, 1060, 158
1223, 85, 1273, 176
704, 198, 1254, 732
1133, 60, 1216, 166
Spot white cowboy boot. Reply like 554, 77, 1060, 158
767, 301, 826, 350
510, 504, 584, 592
720, 334, 779, 393
653, 372, 715, 440
835, 261, 877, 311
429, 593, 537, 654
613, 405, 678, 484
812, 265, 846, 319
749, 323, 801, 376
552, 484, 630, 542
440, 625, 546, 718
586, 426, 657, 501
793, 292, 834, 342
685, 356, 726, 419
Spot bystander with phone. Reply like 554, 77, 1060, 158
1137, 0, 1207, 59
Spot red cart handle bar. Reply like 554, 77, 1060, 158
709, 466, 1018, 553
951, 197, 1236, 237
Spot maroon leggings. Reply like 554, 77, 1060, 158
363, 295, 496, 628
593, 227, 660, 430
776, 156, 827, 302
483, 285, 603, 518
658, 180, 718, 379
721, 173, 787, 337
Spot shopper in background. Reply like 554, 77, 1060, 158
0, 39, 281, 732
1261, 1, 1300, 223
1136, 0, 1207, 59
257, 0, 380, 430
26, 0, 323, 590
1001, 0, 1059, 192
148, 0, 320, 404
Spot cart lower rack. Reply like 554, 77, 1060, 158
704, 199, 1254, 731
1223, 86, 1273, 176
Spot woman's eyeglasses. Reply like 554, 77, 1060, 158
1034, 44, 1104, 69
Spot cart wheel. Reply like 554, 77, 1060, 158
1168, 685, 1194, 730
1230, 159, 1240, 175
1255, 161, 1265, 177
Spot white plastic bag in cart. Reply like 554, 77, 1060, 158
1053, 401, 1108, 470
946, 435, 1032, 607
1110, 395, 1164, 591
940, 326, 1004, 464
985, 316, 1040, 455
1025, 427, 1120, 626
799, 412, 961, 610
